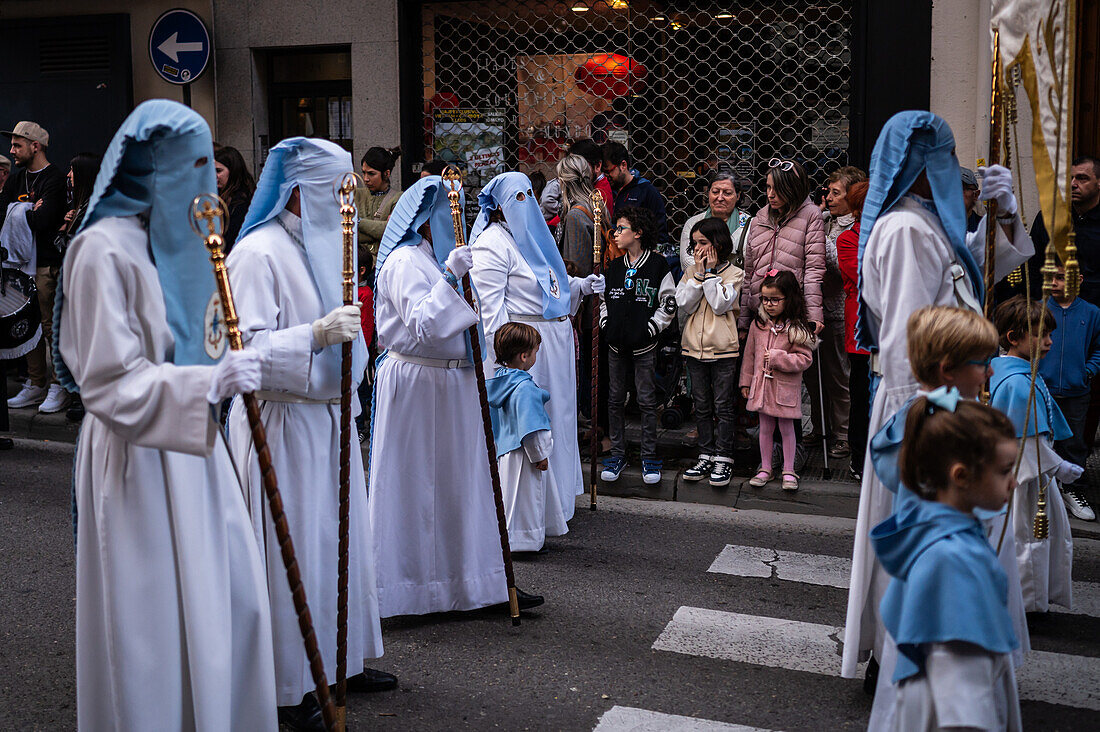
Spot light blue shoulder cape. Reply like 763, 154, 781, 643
486, 367, 551, 459
989, 356, 1072, 441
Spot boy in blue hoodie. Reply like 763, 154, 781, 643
1039, 264, 1100, 521
486, 322, 567, 552
870, 396, 1021, 731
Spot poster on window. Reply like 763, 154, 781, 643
432, 108, 507, 193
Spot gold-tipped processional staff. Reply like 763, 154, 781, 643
442, 166, 522, 625
589, 189, 604, 511
333, 171, 362, 732
189, 194, 338, 732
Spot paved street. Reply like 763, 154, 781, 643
2, 437, 1099, 730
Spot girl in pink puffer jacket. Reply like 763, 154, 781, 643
737, 159, 826, 332
739, 270, 815, 491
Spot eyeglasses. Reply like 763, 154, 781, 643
965, 353, 997, 368
768, 158, 795, 172
613, 225, 631, 234
761, 296, 786, 305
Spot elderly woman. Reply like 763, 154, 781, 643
679, 170, 751, 273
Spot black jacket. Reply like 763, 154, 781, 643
0, 164, 68, 267
599, 249, 677, 355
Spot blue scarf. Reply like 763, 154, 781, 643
53, 99, 222, 393
872, 500, 1018, 682
486, 367, 551, 458
856, 111, 980, 352
470, 172, 569, 319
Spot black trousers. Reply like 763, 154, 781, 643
847, 352, 871, 473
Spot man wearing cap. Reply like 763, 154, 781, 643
0, 154, 11, 190
1, 121, 69, 413
961, 166, 983, 233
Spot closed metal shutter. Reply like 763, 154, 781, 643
417, 1, 853, 241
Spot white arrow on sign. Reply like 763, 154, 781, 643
157, 32, 204, 63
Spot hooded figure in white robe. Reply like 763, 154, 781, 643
54, 100, 278, 731
469, 172, 604, 524
369, 175, 515, 617
227, 137, 385, 710
843, 111, 1033, 683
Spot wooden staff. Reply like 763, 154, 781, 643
190, 195, 337, 732
589, 190, 603, 511
333, 172, 361, 732
441, 167, 521, 625
983, 28, 1003, 323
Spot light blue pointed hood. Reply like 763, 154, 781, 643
856, 111, 980, 352
53, 99, 222, 392
470, 172, 570, 319
239, 137, 364, 375
376, 175, 462, 274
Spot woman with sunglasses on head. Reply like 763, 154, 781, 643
597, 206, 677, 486
737, 158, 826, 340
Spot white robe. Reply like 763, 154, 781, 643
61, 215, 277, 731
226, 211, 383, 706
843, 198, 1033, 677
871, 642, 1021, 732
500, 428, 568, 552
470, 222, 586, 522
369, 239, 508, 616
1013, 436, 1074, 612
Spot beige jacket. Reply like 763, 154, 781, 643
676, 260, 744, 360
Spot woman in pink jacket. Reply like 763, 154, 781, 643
737, 159, 826, 336
739, 270, 815, 491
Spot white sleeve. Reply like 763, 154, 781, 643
60, 233, 217, 455
379, 251, 477, 344
965, 214, 1035, 281
679, 220, 695, 272
701, 271, 742, 316
676, 273, 706, 313
521, 429, 553, 463
469, 232, 514, 350
924, 642, 1002, 731
1015, 435, 1064, 483
568, 275, 586, 316
226, 243, 314, 394
649, 271, 678, 335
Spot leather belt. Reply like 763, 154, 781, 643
253, 390, 341, 405
388, 351, 472, 369
509, 312, 568, 323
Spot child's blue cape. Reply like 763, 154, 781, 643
486, 366, 551, 459
990, 356, 1072, 440
872, 500, 1018, 683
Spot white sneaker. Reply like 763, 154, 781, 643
1063, 491, 1096, 521
38, 384, 72, 414
8, 383, 47, 409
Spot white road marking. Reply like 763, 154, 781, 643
707, 544, 850, 588
593, 706, 774, 732
655, 607, 1100, 711
708, 544, 1100, 617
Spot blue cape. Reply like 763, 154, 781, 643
53, 99, 222, 392
872, 500, 1018, 682
239, 137, 364, 377
486, 367, 551, 459
470, 172, 569, 319
990, 356, 1072, 441
856, 112, 980, 352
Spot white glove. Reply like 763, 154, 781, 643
444, 247, 474, 279
581, 274, 606, 295
207, 349, 262, 404
977, 165, 1018, 216
1054, 461, 1084, 485
311, 304, 362, 349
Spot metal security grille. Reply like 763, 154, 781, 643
418, 1, 853, 241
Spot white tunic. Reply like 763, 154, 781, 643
61, 215, 278, 731
499, 428, 568, 552
1013, 437, 1074, 612
226, 211, 383, 706
871, 642, 1021, 732
369, 239, 508, 616
843, 198, 1033, 677
470, 222, 586, 522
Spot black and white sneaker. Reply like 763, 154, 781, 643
1064, 491, 1096, 521
683, 455, 713, 482
709, 457, 733, 487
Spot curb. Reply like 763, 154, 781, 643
6, 407, 81, 443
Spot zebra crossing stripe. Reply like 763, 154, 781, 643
593, 705, 774, 732
708, 544, 1100, 617
654, 606, 1100, 711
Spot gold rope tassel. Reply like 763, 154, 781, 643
1065, 231, 1080, 300
1034, 488, 1049, 540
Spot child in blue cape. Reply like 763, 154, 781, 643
871, 395, 1021, 731
991, 295, 1078, 613
486, 322, 567, 552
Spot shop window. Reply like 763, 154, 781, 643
416, 1, 853, 232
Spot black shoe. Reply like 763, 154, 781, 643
863, 656, 879, 696
277, 694, 325, 732
848, 464, 862, 482
66, 395, 85, 422
346, 667, 398, 693
0, 437, 13, 451
709, 459, 733, 487
516, 587, 544, 610
683, 455, 713, 482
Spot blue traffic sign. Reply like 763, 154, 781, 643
148, 9, 211, 85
